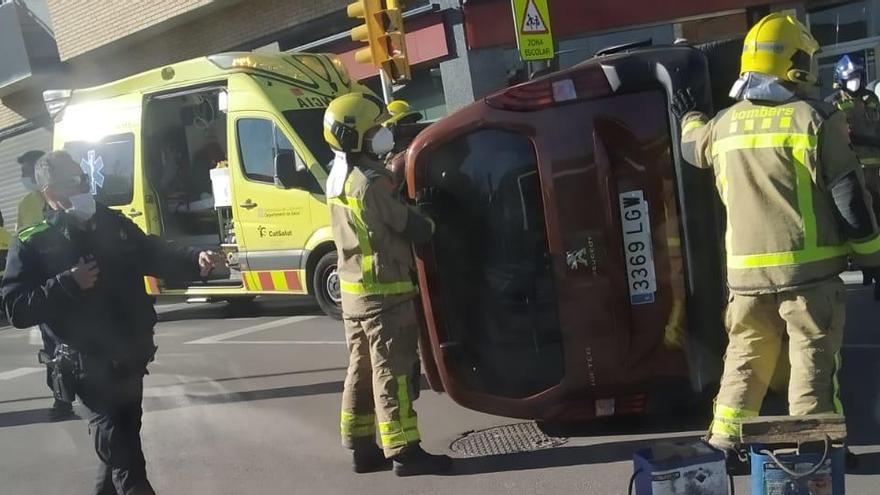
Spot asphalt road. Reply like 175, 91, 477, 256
1, 280, 880, 494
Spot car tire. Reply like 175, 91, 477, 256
314, 250, 342, 320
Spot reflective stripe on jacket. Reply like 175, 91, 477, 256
681, 98, 880, 293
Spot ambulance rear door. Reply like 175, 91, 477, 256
56, 93, 150, 232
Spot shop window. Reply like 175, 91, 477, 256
809, 1, 869, 46
64, 133, 135, 207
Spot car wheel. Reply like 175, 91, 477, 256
314, 251, 342, 320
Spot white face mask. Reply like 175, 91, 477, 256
21, 177, 38, 192
846, 79, 861, 92
367, 126, 395, 156
66, 192, 96, 222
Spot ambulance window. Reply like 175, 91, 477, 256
283, 109, 334, 171
237, 118, 276, 183
63, 133, 135, 207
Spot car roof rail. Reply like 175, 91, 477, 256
594, 39, 653, 58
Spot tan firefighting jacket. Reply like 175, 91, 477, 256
827, 89, 880, 167
682, 97, 880, 294
328, 156, 424, 318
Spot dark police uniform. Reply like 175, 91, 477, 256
1, 204, 201, 495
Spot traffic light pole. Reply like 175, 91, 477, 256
379, 68, 394, 104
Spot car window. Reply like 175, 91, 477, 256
237, 117, 320, 192
425, 128, 562, 399
64, 133, 135, 207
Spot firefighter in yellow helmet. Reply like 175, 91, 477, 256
323, 92, 451, 476
17, 150, 47, 232
673, 13, 880, 458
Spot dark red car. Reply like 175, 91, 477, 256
402, 45, 733, 422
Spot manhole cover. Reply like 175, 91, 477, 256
450, 422, 568, 457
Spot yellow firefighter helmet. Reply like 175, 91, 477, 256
323, 92, 387, 153
741, 13, 820, 85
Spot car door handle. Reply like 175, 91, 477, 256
240, 200, 258, 209
127, 208, 143, 218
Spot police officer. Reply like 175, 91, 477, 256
1, 151, 218, 495
323, 93, 452, 476
673, 14, 880, 457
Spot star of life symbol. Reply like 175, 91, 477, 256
80, 150, 105, 195
566, 248, 589, 271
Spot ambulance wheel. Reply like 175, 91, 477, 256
314, 251, 342, 320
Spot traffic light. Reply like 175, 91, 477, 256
347, 0, 411, 83
382, 0, 410, 83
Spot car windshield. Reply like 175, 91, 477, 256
282, 108, 334, 172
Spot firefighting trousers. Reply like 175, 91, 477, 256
864, 167, 880, 218
710, 278, 846, 444
340, 300, 421, 457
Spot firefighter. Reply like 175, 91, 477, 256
17, 150, 47, 232
672, 13, 880, 459
826, 55, 880, 209
323, 93, 452, 476
827, 56, 880, 294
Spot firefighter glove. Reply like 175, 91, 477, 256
671, 88, 698, 120
415, 186, 443, 216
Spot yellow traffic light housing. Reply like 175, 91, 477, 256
347, 0, 411, 83
380, 0, 410, 83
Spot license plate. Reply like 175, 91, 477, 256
618, 190, 656, 305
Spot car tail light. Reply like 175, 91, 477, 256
485, 66, 612, 111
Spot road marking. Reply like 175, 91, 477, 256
0, 367, 44, 380
184, 316, 320, 344
29, 327, 42, 346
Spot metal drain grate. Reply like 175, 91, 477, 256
450, 422, 568, 457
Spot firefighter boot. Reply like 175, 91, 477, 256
392, 445, 452, 477
352, 444, 392, 474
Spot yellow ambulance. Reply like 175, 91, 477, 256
47, 52, 369, 319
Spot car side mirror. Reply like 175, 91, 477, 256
275, 151, 318, 191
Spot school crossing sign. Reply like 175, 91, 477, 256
511, 0, 554, 61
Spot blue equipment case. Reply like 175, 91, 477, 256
632, 441, 727, 494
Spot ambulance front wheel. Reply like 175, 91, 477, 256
314, 251, 342, 320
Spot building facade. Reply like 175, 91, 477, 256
0, 0, 877, 229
